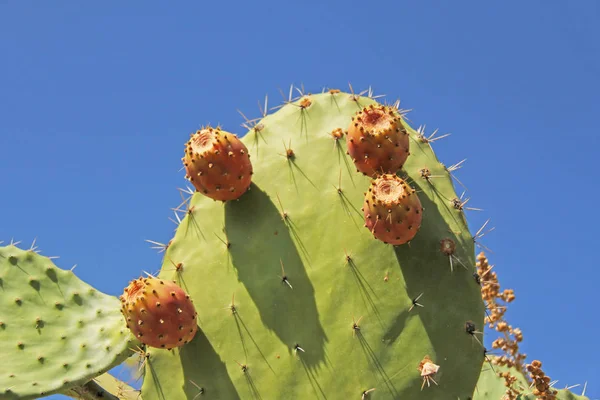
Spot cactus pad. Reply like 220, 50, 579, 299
0, 245, 136, 400
473, 360, 590, 400
141, 89, 486, 399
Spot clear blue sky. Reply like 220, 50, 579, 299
1, 1, 598, 399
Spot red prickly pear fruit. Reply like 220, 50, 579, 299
183, 126, 253, 201
363, 174, 423, 245
120, 277, 198, 349
347, 104, 410, 177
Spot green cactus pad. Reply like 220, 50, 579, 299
545, 389, 590, 400
142, 89, 486, 399
0, 245, 137, 399
473, 361, 530, 399
473, 360, 590, 400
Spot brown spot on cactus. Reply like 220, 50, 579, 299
120, 276, 197, 349
362, 174, 423, 245
440, 238, 456, 255
347, 104, 410, 176
183, 126, 253, 201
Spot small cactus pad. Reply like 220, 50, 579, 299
0, 245, 137, 400
183, 127, 253, 201
347, 103, 410, 176
142, 90, 485, 399
120, 276, 198, 349
473, 359, 590, 400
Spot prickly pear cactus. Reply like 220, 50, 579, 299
141, 88, 487, 399
0, 244, 137, 400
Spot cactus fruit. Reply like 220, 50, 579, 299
140, 89, 486, 400
0, 244, 136, 400
183, 127, 253, 201
120, 276, 198, 350
362, 173, 423, 245
346, 104, 410, 177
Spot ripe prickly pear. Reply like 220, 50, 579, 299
120, 276, 198, 349
363, 173, 423, 245
183, 126, 253, 201
347, 104, 410, 176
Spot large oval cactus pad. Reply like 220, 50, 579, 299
142, 90, 486, 399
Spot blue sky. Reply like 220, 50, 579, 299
1, 1, 598, 399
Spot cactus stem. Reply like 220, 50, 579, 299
408, 293, 425, 312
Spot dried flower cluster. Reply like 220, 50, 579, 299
476, 253, 562, 400
526, 360, 557, 400
498, 370, 522, 400
476, 252, 528, 399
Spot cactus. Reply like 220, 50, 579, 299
0, 85, 589, 400
138, 88, 486, 400
474, 360, 589, 400
0, 244, 137, 400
